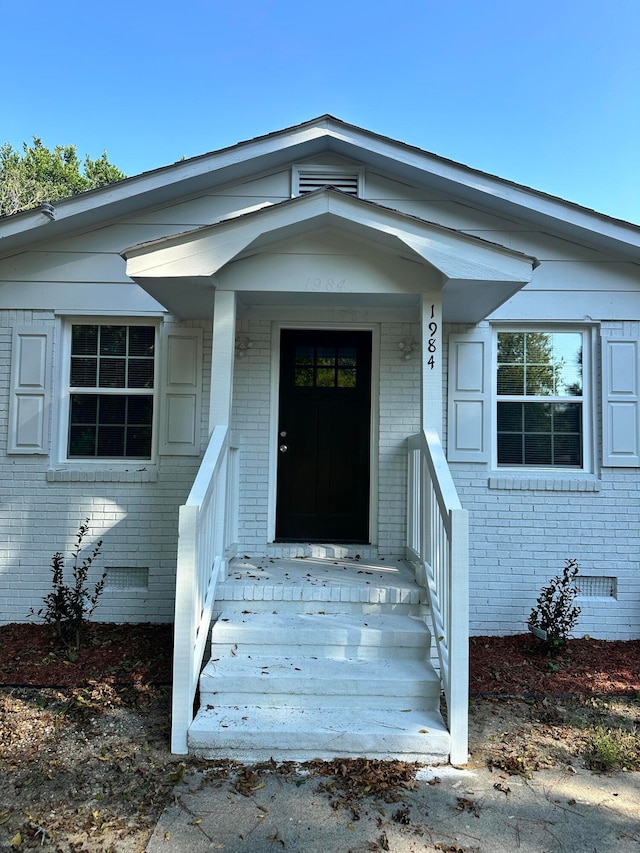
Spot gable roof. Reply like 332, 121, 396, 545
2, 115, 640, 262
121, 186, 538, 323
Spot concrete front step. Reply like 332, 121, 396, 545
209, 611, 432, 659
188, 706, 450, 763
190, 557, 449, 762
214, 581, 427, 615
199, 650, 441, 710
261, 544, 382, 560
217, 554, 428, 616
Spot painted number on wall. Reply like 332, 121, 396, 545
306, 278, 346, 291
428, 304, 437, 369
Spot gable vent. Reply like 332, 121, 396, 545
293, 165, 363, 198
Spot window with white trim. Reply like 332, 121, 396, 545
66, 323, 156, 459
495, 330, 586, 468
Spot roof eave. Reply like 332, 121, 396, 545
2, 114, 640, 261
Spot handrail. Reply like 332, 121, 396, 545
407, 429, 469, 765
171, 425, 238, 753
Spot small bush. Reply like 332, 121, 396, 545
528, 559, 581, 654
29, 519, 105, 657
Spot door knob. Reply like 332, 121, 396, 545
279, 444, 288, 453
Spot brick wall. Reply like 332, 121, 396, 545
0, 311, 208, 625
445, 319, 640, 641
378, 322, 421, 554
232, 319, 421, 557
451, 466, 640, 640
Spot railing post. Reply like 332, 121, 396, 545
171, 504, 198, 754
448, 506, 469, 765
406, 430, 469, 766
422, 450, 430, 569
170, 426, 235, 756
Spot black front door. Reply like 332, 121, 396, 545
276, 329, 371, 542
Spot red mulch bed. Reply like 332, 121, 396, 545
470, 633, 640, 697
0, 622, 172, 686
1, 624, 639, 698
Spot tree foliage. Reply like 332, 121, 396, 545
0, 137, 126, 217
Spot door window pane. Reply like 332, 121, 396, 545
293, 344, 358, 388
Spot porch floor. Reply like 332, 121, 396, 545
217, 552, 426, 609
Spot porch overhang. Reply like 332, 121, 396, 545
121, 189, 538, 323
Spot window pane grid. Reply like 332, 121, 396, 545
69, 394, 153, 458
497, 402, 582, 466
294, 345, 357, 388
70, 325, 154, 391
496, 331, 584, 469
68, 324, 155, 459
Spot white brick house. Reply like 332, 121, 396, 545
1, 116, 639, 762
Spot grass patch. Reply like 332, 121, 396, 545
582, 726, 640, 771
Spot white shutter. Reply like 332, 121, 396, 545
8, 326, 52, 454
601, 333, 640, 466
447, 329, 491, 463
159, 327, 203, 456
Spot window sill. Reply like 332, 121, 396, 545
488, 474, 601, 492
47, 467, 158, 483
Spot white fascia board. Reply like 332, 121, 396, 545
322, 124, 640, 254
0, 124, 333, 254
401, 234, 534, 283
123, 190, 536, 284
3, 115, 640, 261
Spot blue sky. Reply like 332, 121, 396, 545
2, 0, 639, 223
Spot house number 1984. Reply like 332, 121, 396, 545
428, 304, 437, 369
306, 277, 346, 291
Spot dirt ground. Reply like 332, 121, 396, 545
1, 624, 639, 852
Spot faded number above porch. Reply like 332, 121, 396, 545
121, 188, 537, 324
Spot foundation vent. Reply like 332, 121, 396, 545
577, 576, 617, 598
105, 566, 149, 591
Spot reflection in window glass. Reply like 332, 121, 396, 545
317, 347, 335, 366
497, 332, 582, 397
337, 368, 356, 388
292, 344, 358, 388
316, 367, 335, 387
497, 331, 584, 468
68, 324, 155, 459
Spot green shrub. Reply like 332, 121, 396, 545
30, 519, 105, 656
528, 558, 581, 654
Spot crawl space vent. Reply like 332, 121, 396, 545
577, 576, 617, 598
105, 566, 149, 591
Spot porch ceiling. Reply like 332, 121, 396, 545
121, 189, 537, 323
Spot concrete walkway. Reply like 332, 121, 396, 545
147, 763, 640, 852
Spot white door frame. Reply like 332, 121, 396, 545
267, 319, 380, 544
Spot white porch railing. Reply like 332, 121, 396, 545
171, 425, 238, 753
407, 429, 469, 765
